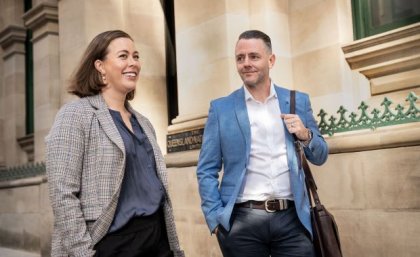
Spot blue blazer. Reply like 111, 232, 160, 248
196, 85, 328, 236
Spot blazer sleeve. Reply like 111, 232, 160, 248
196, 101, 224, 232
301, 94, 329, 165
45, 105, 95, 257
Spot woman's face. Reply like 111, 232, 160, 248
98, 37, 141, 96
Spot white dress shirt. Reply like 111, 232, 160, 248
236, 83, 293, 202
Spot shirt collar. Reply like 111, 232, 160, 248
244, 81, 277, 102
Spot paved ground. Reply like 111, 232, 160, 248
0, 247, 40, 257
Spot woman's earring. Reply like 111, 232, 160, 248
101, 73, 107, 84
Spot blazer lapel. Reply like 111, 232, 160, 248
85, 94, 127, 245
88, 94, 125, 153
234, 88, 251, 158
218, 88, 252, 230
275, 85, 290, 116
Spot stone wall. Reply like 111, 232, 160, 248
0, 133, 419, 257
167, 129, 420, 257
0, 178, 52, 257
315, 144, 420, 257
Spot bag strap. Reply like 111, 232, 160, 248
290, 90, 321, 207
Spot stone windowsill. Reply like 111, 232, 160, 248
342, 22, 420, 95
0, 175, 46, 189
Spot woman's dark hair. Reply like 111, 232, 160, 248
238, 30, 272, 53
68, 30, 136, 100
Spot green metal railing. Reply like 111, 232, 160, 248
318, 92, 420, 136
0, 162, 45, 182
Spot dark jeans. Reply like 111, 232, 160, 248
216, 206, 315, 257
94, 210, 173, 257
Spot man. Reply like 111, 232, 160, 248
196, 30, 328, 257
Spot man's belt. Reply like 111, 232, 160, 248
235, 199, 294, 212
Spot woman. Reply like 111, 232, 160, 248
46, 30, 184, 257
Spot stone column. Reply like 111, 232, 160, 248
23, 1, 60, 163
0, 41, 3, 168
0, 25, 28, 166
22, 3, 59, 255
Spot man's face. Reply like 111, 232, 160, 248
235, 38, 275, 88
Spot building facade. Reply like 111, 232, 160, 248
0, 0, 419, 256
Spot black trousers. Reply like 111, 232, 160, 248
94, 209, 174, 257
216, 206, 314, 257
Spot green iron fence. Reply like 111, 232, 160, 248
0, 162, 45, 182
318, 92, 420, 136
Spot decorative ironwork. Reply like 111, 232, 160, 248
0, 162, 45, 182
318, 92, 420, 136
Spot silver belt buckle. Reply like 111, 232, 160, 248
264, 199, 277, 213
279, 199, 286, 210
265, 199, 288, 212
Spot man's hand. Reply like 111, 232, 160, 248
281, 114, 311, 141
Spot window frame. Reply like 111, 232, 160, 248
352, 0, 420, 40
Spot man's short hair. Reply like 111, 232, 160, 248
238, 30, 272, 52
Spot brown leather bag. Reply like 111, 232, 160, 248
290, 90, 343, 257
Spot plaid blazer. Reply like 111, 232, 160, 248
45, 94, 184, 257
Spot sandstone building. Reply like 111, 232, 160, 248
0, 0, 419, 256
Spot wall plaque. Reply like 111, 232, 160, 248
167, 128, 204, 153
